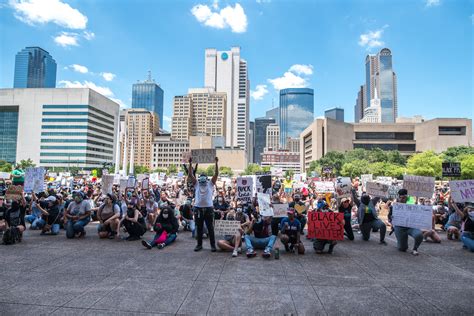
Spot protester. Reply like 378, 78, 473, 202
357, 194, 387, 244
446, 198, 463, 240
119, 203, 146, 241
245, 215, 276, 258
25, 192, 46, 230
64, 191, 91, 239
142, 206, 179, 249
289, 194, 307, 235
279, 208, 305, 254
179, 197, 195, 235
94, 193, 121, 239
217, 208, 250, 257
144, 193, 159, 231
451, 201, 474, 252
3, 194, 27, 244
36, 195, 61, 235
338, 197, 354, 240
11, 165, 25, 186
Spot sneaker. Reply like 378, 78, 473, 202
157, 243, 165, 249
262, 250, 271, 259
246, 249, 256, 258
142, 240, 152, 249
78, 231, 86, 239
194, 245, 203, 252
411, 250, 419, 256
211, 246, 217, 252
232, 250, 238, 257
380, 240, 387, 245
237, 247, 242, 254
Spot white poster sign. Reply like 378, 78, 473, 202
24, 167, 46, 193
142, 178, 150, 191
236, 176, 254, 203
101, 175, 115, 194
449, 180, 474, 203
127, 176, 136, 189
214, 220, 241, 236
314, 181, 335, 193
257, 192, 273, 216
366, 181, 389, 198
361, 174, 373, 189
335, 177, 351, 198
403, 175, 435, 198
271, 167, 283, 176
391, 203, 433, 231
273, 203, 289, 218
255, 175, 272, 194
0, 172, 10, 179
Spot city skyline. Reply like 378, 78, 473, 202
0, 0, 472, 132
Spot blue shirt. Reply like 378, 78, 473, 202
280, 217, 301, 236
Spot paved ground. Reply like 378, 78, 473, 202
1, 223, 473, 315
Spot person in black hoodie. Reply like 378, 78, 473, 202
142, 206, 179, 249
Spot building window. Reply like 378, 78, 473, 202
438, 126, 466, 136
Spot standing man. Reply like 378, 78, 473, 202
188, 157, 218, 252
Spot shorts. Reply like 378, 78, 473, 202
224, 235, 241, 246
284, 188, 292, 194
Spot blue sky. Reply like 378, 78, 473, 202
1, 0, 473, 131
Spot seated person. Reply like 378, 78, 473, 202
433, 202, 449, 228
289, 194, 307, 235
179, 197, 195, 235
3, 196, 27, 243
217, 208, 250, 257
244, 215, 276, 259
142, 206, 179, 249
37, 195, 61, 235
119, 203, 146, 241
25, 192, 46, 230
64, 191, 91, 239
94, 194, 121, 239
451, 201, 474, 252
280, 208, 305, 254
445, 202, 462, 240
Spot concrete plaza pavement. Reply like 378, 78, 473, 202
1, 223, 473, 315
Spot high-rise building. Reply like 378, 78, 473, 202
14, 47, 57, 88
254, 117, 275, 164
360, 87, 382, 123
286, 137, 300, 153
0, 88, 120, 169
248, 121, 255, 164
279, 88, 314, 148
132, 72, 164, 127
266, 123, 280, 151
354, 85, 365, 123
265, 107, 280, 126
122, 109, 159, 169
325, 107, 344, 122
171, 88, 226, 141
152, 132, 189, 170
204, 47, 249, 149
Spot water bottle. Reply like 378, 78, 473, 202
274, 247, 280, 260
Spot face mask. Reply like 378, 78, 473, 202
163, 213, 169, 219
218, 198, 223, 203
468, 211, 474, 221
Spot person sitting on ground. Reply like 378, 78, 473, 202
357, 194, 387, 245
433, 202, 449, 229
280, 208, 305, 254
213, 194, 229, 220
217, 208, 250, 257
451, 200, 474, 252
119, 203, 146, 241
3, 195, 27, 244
142, 206, 179, 249
64, 191, 91, 239
94, 193, 121, 239
37, 195, 61, 235
245, 215, 276, 259
25, 192, 46, 230
144, 193, 159, 232
312, 200, 338, 254
180, 197, 195, 235
446, 198, 463, 240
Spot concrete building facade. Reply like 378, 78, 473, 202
266, 123, 280, 152
152, 133, 189, 170
254, 117, 275, 164
261, 149, 300, 172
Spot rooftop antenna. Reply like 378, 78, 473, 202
147, 70, 152, 81
272, 98, 274, 108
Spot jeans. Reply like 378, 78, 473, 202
194, 207, 215, 247
66, 218, 90, 238
461, 232, 474, 252
344, 215, 354, 240
25, 215, 45, 230
394, 226, 423, 251
182, 219, 197, 237
244, 235, 276, 252
150, 232, 177, 247
360, 219, 386, 241
297, 215, 307, 234
50, 224, 60, 235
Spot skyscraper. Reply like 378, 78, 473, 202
354, 85, 365, 123
279, 88, 314, 148
325, 107, 344, 122
265, 107, 280, 126
204, 47, 249, 149
14, 47, 57, 88
254, 117, 275, 164
132, 72, 164, 128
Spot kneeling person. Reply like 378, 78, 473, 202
280, 208, 305, 254
96, 194, 120, 239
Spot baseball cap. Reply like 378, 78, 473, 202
341, 197, 350, 203
45, 196, 57, 203
287, 208, 296, 215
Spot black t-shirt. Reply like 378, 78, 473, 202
46, 205, 61, 225
252, 220, 272, 238
180, 204, 193, 220
0, 206, 6, 220
5, 206, 26, 227
464, 217, 474, 233
339, 205, 352, 217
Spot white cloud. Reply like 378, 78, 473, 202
83, 31, 95, 40
10, 0, 88, 29
268, 64, 314, 90
68, 64, 88, 73
101, 72, 116, 81
250, 84, 269, 100
256, 0, 271, 3
471, 14, 474, 24
54, 32, 79, 47
358, 28, 385, 49
425, 0, 440, 7
59, 80, 113, 97
191, 3, 247, 33
163, 116, 172, 122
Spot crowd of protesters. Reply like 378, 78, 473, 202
1, 160, 473, 258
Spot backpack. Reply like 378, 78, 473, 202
3, 227, 20, 245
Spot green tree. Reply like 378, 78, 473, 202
134, 165, 150, 175
242, 163, 262, 175
153, 167, 166, 173
306, 160, 320, 176
386, 150, 406, 165
167, 164, 177, 175
284, 170, 295, 178
442, 146, 474, 162
406, 151, 442, 177
369, 162, 405, 179
18, 158, 36, 169
219, 166, 234, 177
316, 151, 345, 175
0, 160, 12, 172
340, 160, 371, 178
205, 165, 215, 176
262, 166, 271, 173
460, 154, 474, 179
196, 167, 208, 176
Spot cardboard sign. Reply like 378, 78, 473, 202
214, 220, 241, 236
119, 179, 128, 191
442, 162, 461, 177
391, 203, 433, 230
271, 167, 283, 176
0, 172, 11, 179
313, 181, 335, 193
236, 176, 254, 203
366, 181, 389, 198
101, 175, 115, 194
127, 176, 136, 189
142, 178, 150, 191
273, 203, 289, 218
137, 174, 148, 183
5, 185, 23, 201
307, 211, 344, 240
360, 174, 373, 189
376, 176, 393, 184
403, 175, 435, 198
335, 177, 351, 198
255, 175, 272, 194
257, 192, 273, 216
388, 184, 403, 199
24, 167, 46, 193
294, 203, 306, 215
449, 180, 474, 203
190, 149, 216, 164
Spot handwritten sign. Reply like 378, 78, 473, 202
271, 167, 283, 176
449, 180, 474, 203
190, 149, 216, 164
257, 192, 273, 216
137, 174, 148, 183
366, 182, 389, 198
119, 179, 128, 192
5, 185, 23, 201
214, 220, 241, 236
24, 167, 46, 193
307, 211, 344, 240
237, 176, 253, 203
127, 176, 136, 189
273, 203, 289, 218
442, 162, 461, 177
101, 175, 115, 194
255, 175, 272, 194
388, 184, 403, 200
361, 174, 373, 189
403, 175, 435, 198
391, 203, 433, 230
313, 181, 335, 193
335, 177, 351, 198
0, 172, 11, 179
142, 178, 150, 191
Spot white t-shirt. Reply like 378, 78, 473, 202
194, 181, 214, 208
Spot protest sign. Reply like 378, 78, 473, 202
214, 220, 241, 236
119, 178, 128, 191
403, 175, 435, 198
376, 176, 393, 184
449, 180, 474, 203
236, 176, 254, 203
360, 174, 373, 189
0, 172, 10, 179
113, 174, 121, 185
273, 203, 289, 218
177, 171, 184, 179
5, 185, 23, 201
149, 173, 159, 184
388, 184, 403, 199
313, 181, 335, 193
307, 211, 344, 240
190, 149, 216, 164
24, 167, 45, 193
137, 174, 148, 183
442, 162, 461, 177
127, 176, 136, 189
257, 192, 273, 216
391, 203, 433, 230
366, 181, 389, 198
101, 175, 114, 194
335, 177, 351, 198
142, 178, 150, 191
271, 167, 283, 176
256, 174, 272, 194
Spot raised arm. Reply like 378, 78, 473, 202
187, 157, 197, 185
212, 157, 219, 185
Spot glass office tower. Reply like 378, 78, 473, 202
132, 78, 164, 128
14, 47, 57, 88
378, 48, 395, 123
0, 106, 19, 163
254, 117, 276, 164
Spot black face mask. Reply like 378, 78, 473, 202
294, 198, 300, 202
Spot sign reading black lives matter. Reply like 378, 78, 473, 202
190, 149, 216, 164
442, 162, 461, 177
